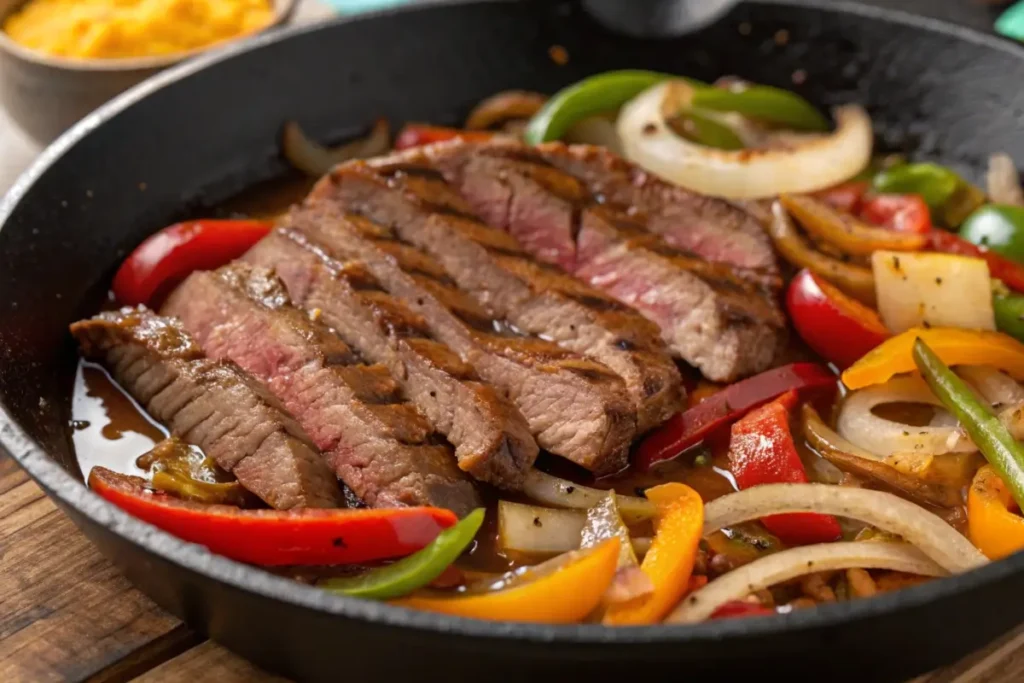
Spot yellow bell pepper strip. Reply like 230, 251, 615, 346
391, 538, 620, 624
603, 483, 704, 625
968, 465, 1024, 560
842, 327, 1024, 390
779, 193, 927, 256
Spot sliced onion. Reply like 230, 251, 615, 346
838, 376, 976, 457
667, 542, 945, 623
987, 153, 1024, 207
522, 470, 655, 523
282, 119, 390, 177
617, 80, 872, 199
703, 483, 986, 573
958, 365, 1024, 439
498, 501, 585, 555
465, 91, 547, 130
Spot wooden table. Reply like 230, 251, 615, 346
0, 451, 1021, 683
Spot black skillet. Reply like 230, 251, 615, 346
3, 1, 1024, 680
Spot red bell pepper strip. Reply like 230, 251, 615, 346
112, 219, 272, 307
928, 229, 1024, 293
635, 363, 837, 472
859, 194, 932, 235
89, 467, 457, 566
393, 125, 495, 151
728, 392, 843, 545
786, 269, 890, 369
815, 181, 869, 214
710, 600, 776, 620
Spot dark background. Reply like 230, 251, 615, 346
855, 0, 1008, 30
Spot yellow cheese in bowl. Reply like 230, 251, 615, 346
4, 0, 275, 60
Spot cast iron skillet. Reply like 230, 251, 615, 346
3, 1, 1024, 680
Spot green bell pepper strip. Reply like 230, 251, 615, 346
523, 70, 702, 145
994, 293, 1024, 342
320, 508, 485, 600
873, 163, 960, 211
959, 205, 1024, 265
873, 163, 986, 227
912, 339, 1024, 509
690, 84, 829, 132
671, 108, 745, 150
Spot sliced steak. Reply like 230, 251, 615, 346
419, 140, 786, 381
161, 262, 480, 515
243, 228, 538, 489
280, 202, 635, 474
531, 141, 779, 281
310, 161, 682, 435
71, 306, 342, 510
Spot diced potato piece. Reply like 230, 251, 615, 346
872, 251, 995, 333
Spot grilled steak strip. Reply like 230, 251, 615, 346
419, 140, 786, 382
531, 141, 779, 281
162, 262, 480, 515
243, 228, 538, 489
280, 202, 635, 475
310, 161, 682, 435
71, 307, 342, 510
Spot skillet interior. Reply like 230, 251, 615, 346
3, 1, 1024, 680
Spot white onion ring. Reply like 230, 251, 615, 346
522, 470, 655, 523
616, 81, 872, 199
497, 501, 586, 555
838, 376, 976, 457
987, 153, 1024, 206
703, 483, 986, 573
667, 542, 945, 624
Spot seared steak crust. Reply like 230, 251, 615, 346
243, 228, 538, 489
280, 201, 636, 475
71, 307, 342, 510
421, 140, 786, 382
161, 262, 480, 515
310, 160, 682, 435
532, 141, 779, 281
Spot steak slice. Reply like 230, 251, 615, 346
161, 262, 480, 515
531, 141, 779, 281
310, 161, 682, 435
243, 228, 538, 489
71, 307, 341, 510
420, 140, 786, 381
280, 202, 635, 474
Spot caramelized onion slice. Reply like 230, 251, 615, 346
704, 483, 986, 573
523, 470, 656, 523
667, 542, 945, 623
282, 119, 390, 177
987, 153, 1024, 207
465, 90, 548, 130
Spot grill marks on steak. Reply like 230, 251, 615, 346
161, 262, 480, 515
280, 202, 635, 475
311, 160, 682, 436
425, 141, 786, 382
531, 142, 780, 282
243, 228, 538, 489
70, 307, 342, 510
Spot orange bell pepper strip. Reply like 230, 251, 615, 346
603, 483, 704, 625
842, 327, 1024, 390
968, 465, 1024, 560
391, 538, 620, 623
779, 193, 927, 256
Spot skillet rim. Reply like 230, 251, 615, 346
2, 0, 1024, 647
